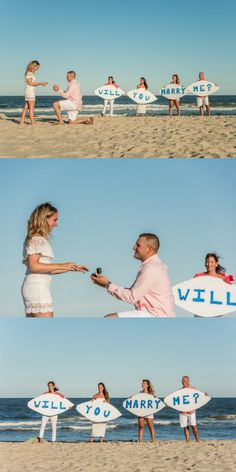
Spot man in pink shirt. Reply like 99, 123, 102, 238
91, 233, 175, 318
53, 71, 93, 125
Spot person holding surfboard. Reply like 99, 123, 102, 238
101, 76, 119, 117
197, 72, 212, 116
38, 381, 64, 443
179, 376, 200, 443
90, 383, 110, 443
137, 379, 156, 442
136, 77, 148, 116
53, 71, 93, 125
22, 203, 89, 317
20, 60, 48, 126
168, 74, 181, 117
91, 233, 175, 317
194, 253, 234, 284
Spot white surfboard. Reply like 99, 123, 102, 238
127, 89, 157, 104
123, 393, 165, 417
187, 80, 219, 96
164, 388, 211, 412
76, 399, 121, 423
173, 276, 236, 317
95, 85, 124, 101
160, 83, 188, 100
28, 394, 74, 417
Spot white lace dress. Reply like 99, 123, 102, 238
21, 236, 54, 315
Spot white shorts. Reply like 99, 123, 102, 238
59, 100, 79, 121
197, 97, 209, 107
179, 412, 196, 428
117, 310, 155, 318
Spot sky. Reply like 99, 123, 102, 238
0, 158, 236, 318
0, 0, 235, 94
0, 318, 235, 397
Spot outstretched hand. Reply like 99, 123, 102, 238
75, 265, 89, 273
53, 84, 59, 92
91, 274, 110, 288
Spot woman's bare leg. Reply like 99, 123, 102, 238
146, 418, 156, 442
169, 100, 174, 117
138, 417, 145, 442
26, 312, 54, 318
175, 101, 181, 116
20, 102, 29, 125
28, 100, 36, 125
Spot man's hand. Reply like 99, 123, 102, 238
91, 274, 110, 288
53, 84, 59, 92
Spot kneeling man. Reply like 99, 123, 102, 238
91, 233, 175, 317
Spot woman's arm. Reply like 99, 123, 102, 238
26, 78, 48, 87
27, 254, 88, 274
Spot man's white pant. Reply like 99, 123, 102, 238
179, 412, 197, 428
39, 415, 58, 442
59, 99, 79, 121
117, 310, 156, 318
197, 96, 209, 107
103, 99, 114, 116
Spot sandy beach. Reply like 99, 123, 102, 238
0, 116, 235, 158
0, 440, 235, 472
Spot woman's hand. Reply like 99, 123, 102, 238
53, 84, 60, 92
61, 262, 86, 272
41, 82, 48, 86
75, 265, 89, 273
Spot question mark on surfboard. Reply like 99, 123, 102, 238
193, 393, 200, 404
207, 83, 212, 92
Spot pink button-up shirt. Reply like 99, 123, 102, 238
58, 79, 82, 110
107, 254, 175, 317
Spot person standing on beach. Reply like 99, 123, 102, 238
136, 77, 149, 116
20, 60, 48, 125
137, 379, 156, 442
53, 71, 93, 125
91, 233, 175, 318
193, 253, 234, 317
22, 202, 88, 317
38, 381, 64, 443
168, 74, 181, 117
102, 76, 119, 117
179, 376, 200, 442
197, 72, 214, 117
90, 383, 110, 443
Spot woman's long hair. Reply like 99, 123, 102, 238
172, 74, 180, 85
98, 382, 110, 402
205, 253, 226, 274
142, 379, 155, 396
26, 202, 58, 242
47, 381, 59, 392
25, 60, 40, 76
140, 77, 148, 89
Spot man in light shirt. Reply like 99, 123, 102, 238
53, 71, 93, 125
179, 376, 199, 442
91, 233, 175, 318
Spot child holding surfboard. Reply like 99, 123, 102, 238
38, 381, 64, 443
20, 60, 48, 126
22, 203, 89, 317
137, 379, 156, 442
90, 383, 110, 442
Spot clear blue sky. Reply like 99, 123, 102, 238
0, 158, 236, 318
0, 0, 235, 94
0, 318, 235, 397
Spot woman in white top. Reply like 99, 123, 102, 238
136, 77, 148, 116
38, 381, 64, 443
90, 383, 110, 443
20, 60, 48, 126
102, 76, 119, 117
138, 379, 156, 442
168, 74, 181, 117
22, 202, 88, 317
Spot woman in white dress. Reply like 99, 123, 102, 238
138, 379, 156, 442
38, 381, 64, 443
22, 202, 88, 317
90, 383, 110, 443
102, 76, 119, 117
20, 60, 48, 126
136, 77, 148, 116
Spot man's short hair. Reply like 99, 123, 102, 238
67, 71, 76, 78
182, 375, 190, 382
139, 233, 160, 252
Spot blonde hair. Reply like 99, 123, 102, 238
26, 203, 58, 242
142, 379, 156, 396
25, 60, 40, 76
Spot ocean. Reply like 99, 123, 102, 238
0, 398, 235, 442
0, 96, 236, 117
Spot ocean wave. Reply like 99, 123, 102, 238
0, 420, 41, 427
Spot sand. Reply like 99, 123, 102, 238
0, 115, 235, 158
0, 440, 236, 472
